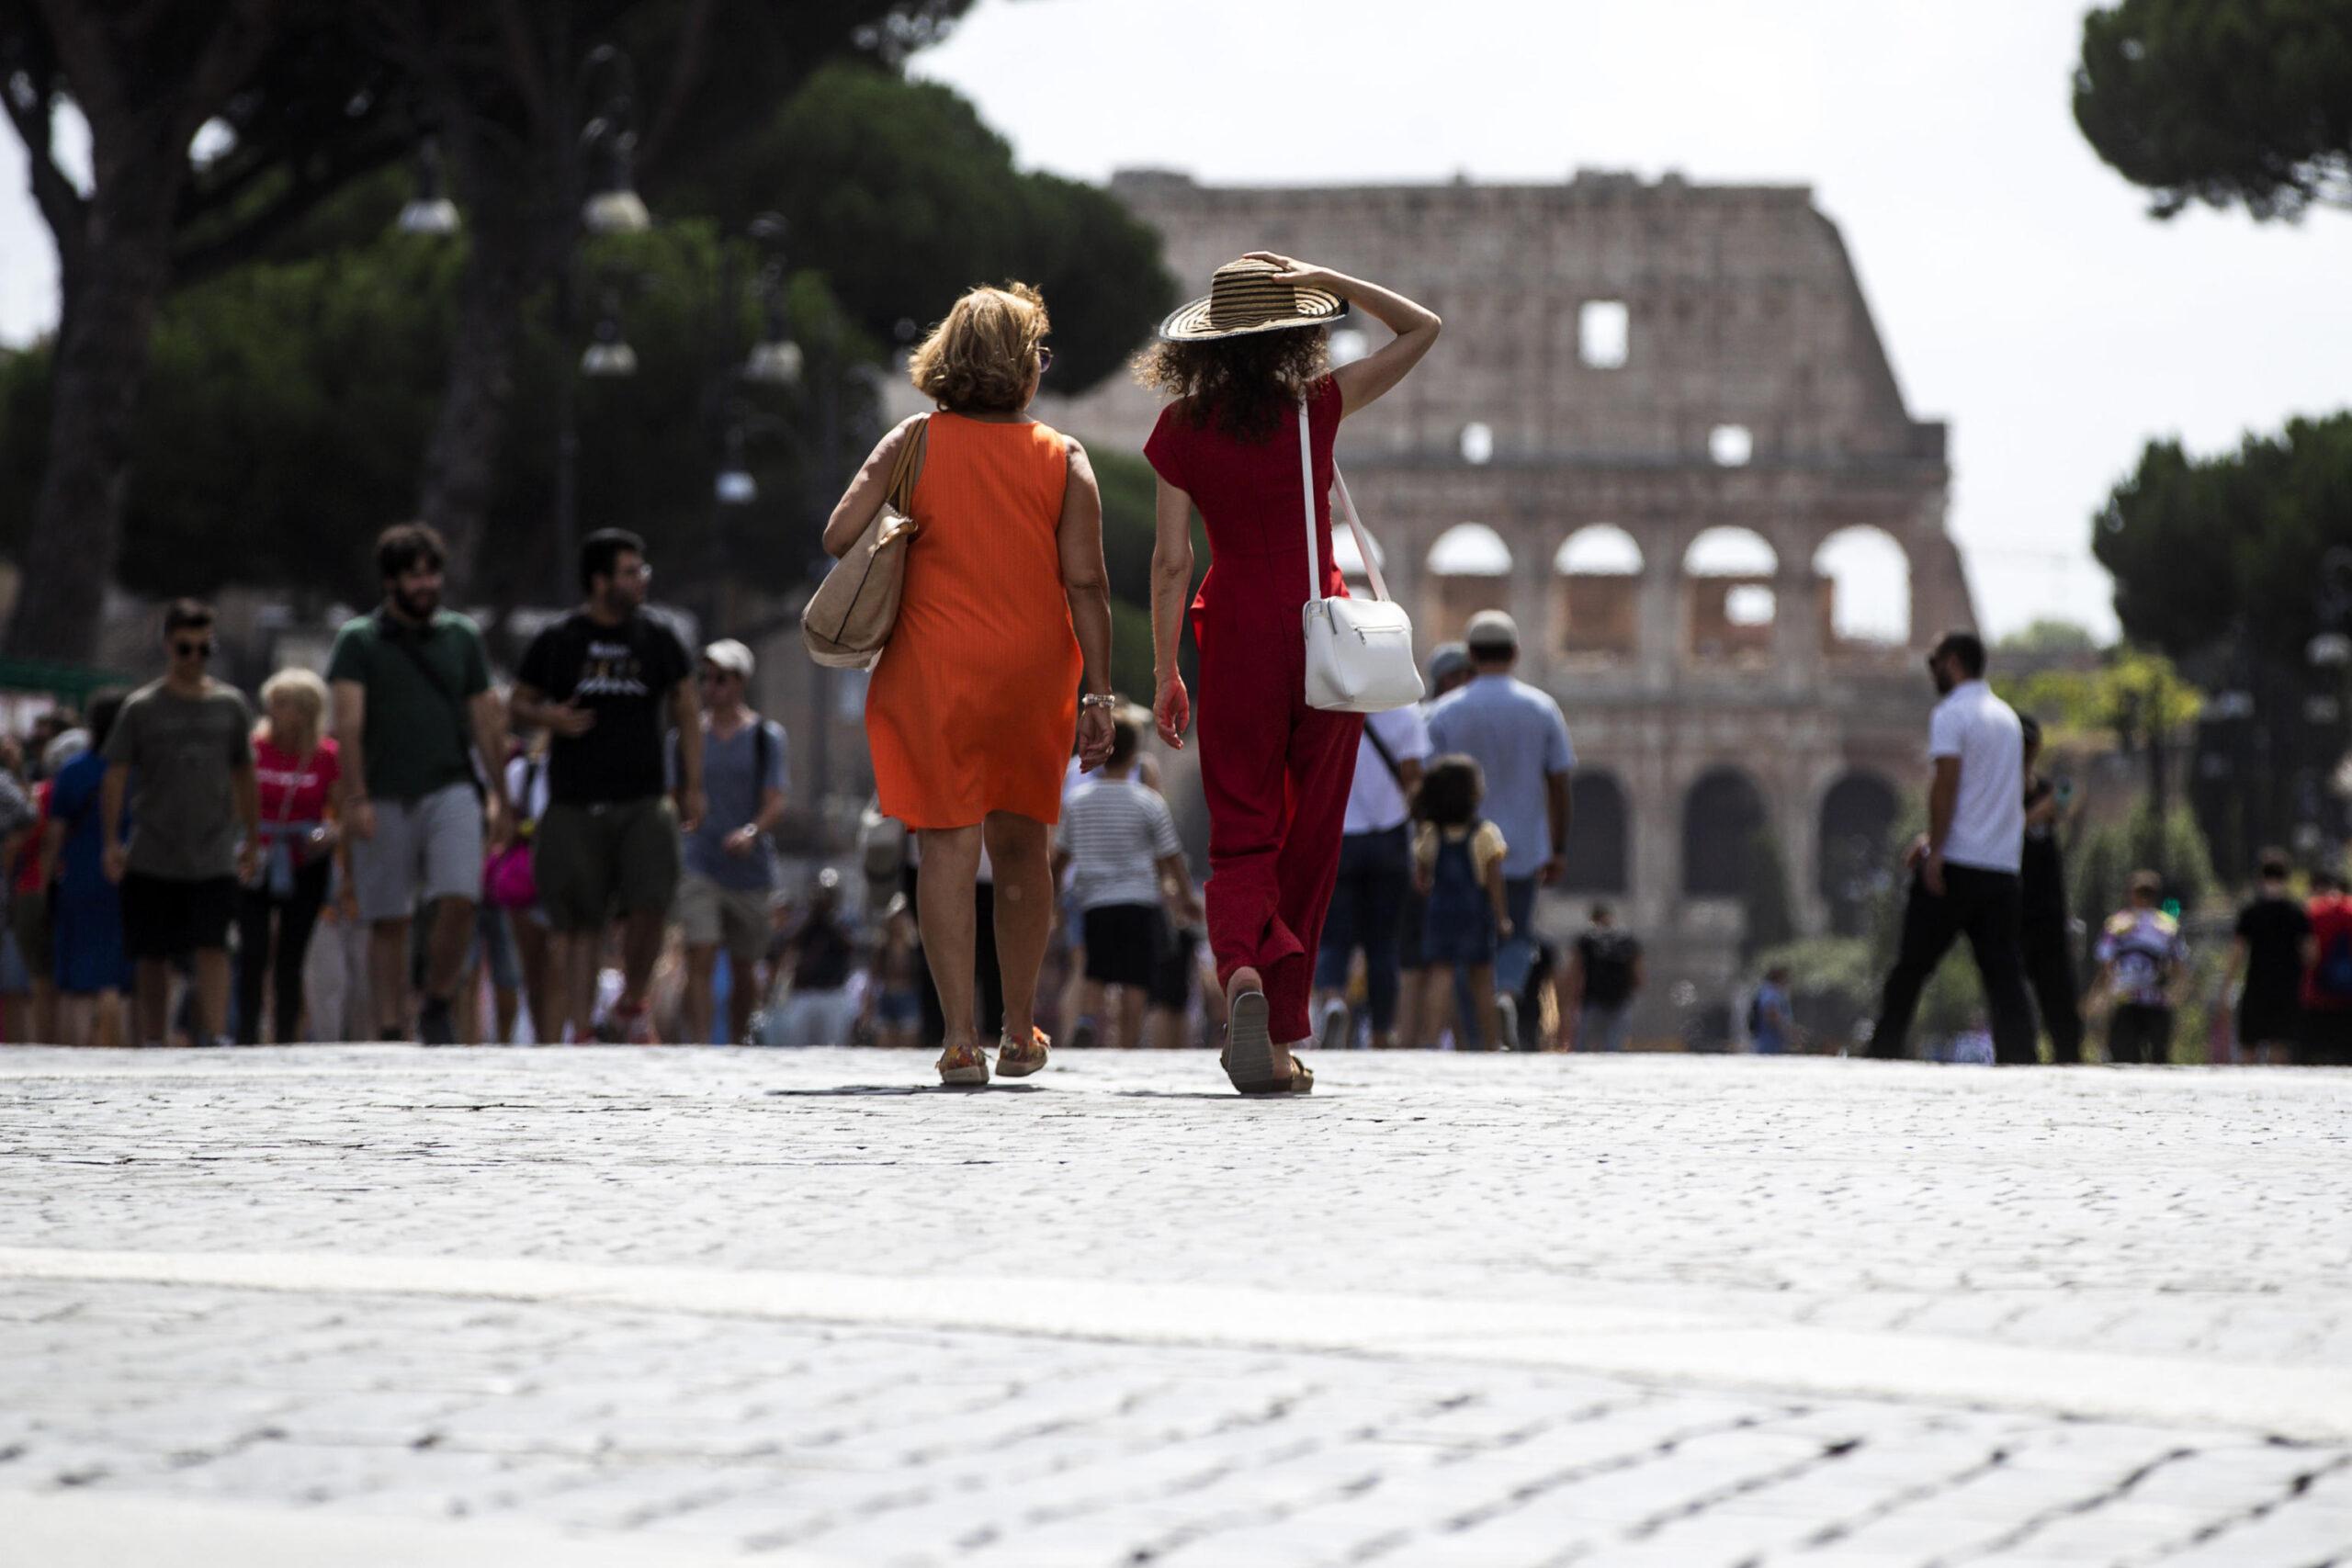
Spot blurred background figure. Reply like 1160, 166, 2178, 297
2222, 851, 2308, 1067
235, 669, 341, 1044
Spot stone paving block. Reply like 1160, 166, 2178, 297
6, 1049, 2352, 1562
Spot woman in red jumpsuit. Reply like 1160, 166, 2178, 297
1141, 254, 1442, 1094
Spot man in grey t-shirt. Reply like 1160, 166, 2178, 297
101, 599, 259, 1047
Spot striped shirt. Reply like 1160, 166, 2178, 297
1056, 775, 1182, 911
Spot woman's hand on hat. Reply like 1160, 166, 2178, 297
1244, 251, 1343, 294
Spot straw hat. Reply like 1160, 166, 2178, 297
1159, 257, 1349, 342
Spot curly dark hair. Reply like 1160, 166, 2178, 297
1133, 325, 1331, 443
1414, 753, 1486, 830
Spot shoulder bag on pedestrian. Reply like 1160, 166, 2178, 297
802, 418, 928, 670
375, 611, 485, 799
1297, 397, 1421, 714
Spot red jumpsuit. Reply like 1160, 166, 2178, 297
1147, 377, 1363, 1045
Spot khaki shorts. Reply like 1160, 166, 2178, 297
533, 796, 679, 932
675, 872, 769, 964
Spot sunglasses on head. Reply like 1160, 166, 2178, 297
173, 639, 214, 660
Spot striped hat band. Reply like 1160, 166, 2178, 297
1159, 258, 1349, 342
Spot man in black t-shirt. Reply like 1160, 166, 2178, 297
2225, 850, 2310, 1066
513, 529, 702, 1043
1566, 903, 1644, 1052
2018, 716, 2083, 1064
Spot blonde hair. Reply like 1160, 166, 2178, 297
261, 667, 328, 742
908, 282, 1048, 413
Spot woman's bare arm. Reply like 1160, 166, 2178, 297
1245, 252, 1441, 417
822, 416, 922, 559
1057, 441, 1114, 694
1148, 476, 1197, 748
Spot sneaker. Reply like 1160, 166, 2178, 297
937, 1038, 990, 1086
1317, 998, 1351, 1056
996, 1027, 1050, 1078
417, 998, 456, 1047
1494, 994, 1520, 1054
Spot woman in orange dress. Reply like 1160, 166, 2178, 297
824, 282, 1114, 1086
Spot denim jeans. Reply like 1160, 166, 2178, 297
1312, 825, 1412, 1032
1579, 1000, 1634, 1053
1494, 877, 1541, 996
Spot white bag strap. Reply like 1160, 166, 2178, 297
1297, 395, 1393, 605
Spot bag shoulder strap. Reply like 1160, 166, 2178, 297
376, 611, 482, 794
886, 415, 930, 514
752, 718, 772, 792
1362, 716, 1406, 786
1295, 393, 1394, 606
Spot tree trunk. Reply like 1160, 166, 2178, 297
3, 183, 176, 662
416, 196, 536, 595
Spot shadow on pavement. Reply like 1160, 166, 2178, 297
763, 1084, 1046, 1097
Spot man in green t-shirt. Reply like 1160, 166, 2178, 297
326, 523, 508, 1044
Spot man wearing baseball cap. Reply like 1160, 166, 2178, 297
1426, 610, 1576, 1049
670, 638, 788, 1043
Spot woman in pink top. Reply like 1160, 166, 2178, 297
235, 668, 342, 1043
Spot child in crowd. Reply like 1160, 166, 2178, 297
1412, 754, 1512, 1050
871, 897, 924, 1049
1053, 712, 1193, 1050
2089, 869, 2188, 1065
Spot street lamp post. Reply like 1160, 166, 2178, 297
548, 43, 653, 606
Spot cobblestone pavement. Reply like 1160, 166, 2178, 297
3, 1046, 2349, 1565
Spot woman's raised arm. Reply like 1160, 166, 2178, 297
821, 415, 923, 558
1245, 252, 1441, 418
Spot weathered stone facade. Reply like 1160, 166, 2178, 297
1041, 169, 1973, 1033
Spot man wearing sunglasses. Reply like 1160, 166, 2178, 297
671, 638, 787, 1045
99, 599, 260, 1047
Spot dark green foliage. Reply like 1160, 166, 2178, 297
1093, 445, 1205, 702
2095, 416, 2352, 668
2089, 421, 2352, 669
668, 63, 1174, 393
2075, 0, 2352, 220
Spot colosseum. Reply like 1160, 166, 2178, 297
1041, 167, 1973, 1036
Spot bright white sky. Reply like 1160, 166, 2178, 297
3, 0, 2346, 641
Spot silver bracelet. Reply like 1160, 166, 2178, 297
1079, 693, 1117, 712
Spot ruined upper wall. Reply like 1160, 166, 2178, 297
1042, 168, 1946, 471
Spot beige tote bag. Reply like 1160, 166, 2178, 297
802, 418, 928, 670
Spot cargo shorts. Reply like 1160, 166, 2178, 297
532, 796, 680, 932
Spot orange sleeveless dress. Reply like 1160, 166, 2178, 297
865, 413, 1080, 829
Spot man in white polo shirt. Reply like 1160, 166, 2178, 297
1868, 630, 2037, 1064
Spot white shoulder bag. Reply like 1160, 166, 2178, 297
1298, 396, 1424, 713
